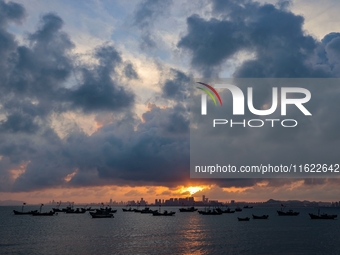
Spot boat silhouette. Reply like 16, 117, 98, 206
215, 208, 235, 214
32, 204, 56, 216
32, 211, 55, 216
277, 209, 300, 216
140, 207, 158, 214
309, 209, 337, 219
179, 206, 198, 212
152, 210, 175, 216
198, 209, 223, 215
65, 208, 87, 214
13, 210, 38, 215
252, 214, 269, 219
238, 217, 250, 221
235, 206, 242, 212
13, 203, 38, 215
122, 205, 134, 212
91, 213, 114, 218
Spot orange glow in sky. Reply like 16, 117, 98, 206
180, 186, 205, 195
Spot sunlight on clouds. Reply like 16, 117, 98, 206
50, 111, 99, 138
222, 186, 253, 193
64, 169, 78, 182
10, 161, 30, 180
180, 186, 204, 195
256, 181, 269, 187
286, 180, 305, 191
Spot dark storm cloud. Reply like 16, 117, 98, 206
0, 0, 25, 26
162, 69, 190, 101
69, 45, 135, 112
0, 112, 39, 133
133, 0, 172, 49
3, 0, 340, 194
178, 0, 330, 78
48, 104, 190, 189
180, 0, 340, 188
177, 14, 249, 76
0, 1, 192, 192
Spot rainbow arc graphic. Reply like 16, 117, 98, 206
196, 82, 223, 106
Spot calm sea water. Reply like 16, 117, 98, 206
0, 206, 339, 255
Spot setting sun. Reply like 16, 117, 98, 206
181, 186, 205, 195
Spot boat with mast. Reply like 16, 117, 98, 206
91, 213, 114, 218
235, 205, 242, 212
32, 204, 56, 216
152, 206, 175, 216
13, 203, 38, 215
179, 206, 198, 212
252, 214, 269, 219
122, 205, 134, 212
215, 207, 235, 214
309, 209, 337, 219
238, 217, 250, 221
277, 204, 299, 216
198, 207, 223, 215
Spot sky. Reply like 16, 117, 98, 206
1, 0, 340, 204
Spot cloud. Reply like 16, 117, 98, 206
124, 63, 139, 80
132, 0, 173, 50
178, 0, 334, 78
180, 0, 340, 190
162, 68, 190, 101
69, 45, 135, 112
0, 0, 25, 27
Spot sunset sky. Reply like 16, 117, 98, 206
1, 0, 340, 204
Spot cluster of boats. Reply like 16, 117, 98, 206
237, 209, 337, 221
178, 206, 338, 221
13, 203, 338, 220
237, 214, 269, 221
13, 203, 118, 218
122, 206, 176, 216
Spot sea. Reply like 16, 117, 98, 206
0, 206, 339, 255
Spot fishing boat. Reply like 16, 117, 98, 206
309, 209, 337, 219
152, 210, 175, 216
238, 217, 250, 221
235, 206, 242, 212
13, 210, 38, 215
215, 208, 235, 214
97, 208, 117, 213
13, 203, 38, 215
32, 211, 55, 216
277, 209, 300, 216
52, 201, 63, 212
122, 206, 134, 212
179, 206, 198, 212
95, 203, 117, 213
91, 213, 114, 218
252, 214, 269, 219
32, 204, 56, 216
198, 209, 222, 215
65, 208, 86, 214
140, 207, 158, 214
61, 203, 75, 212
